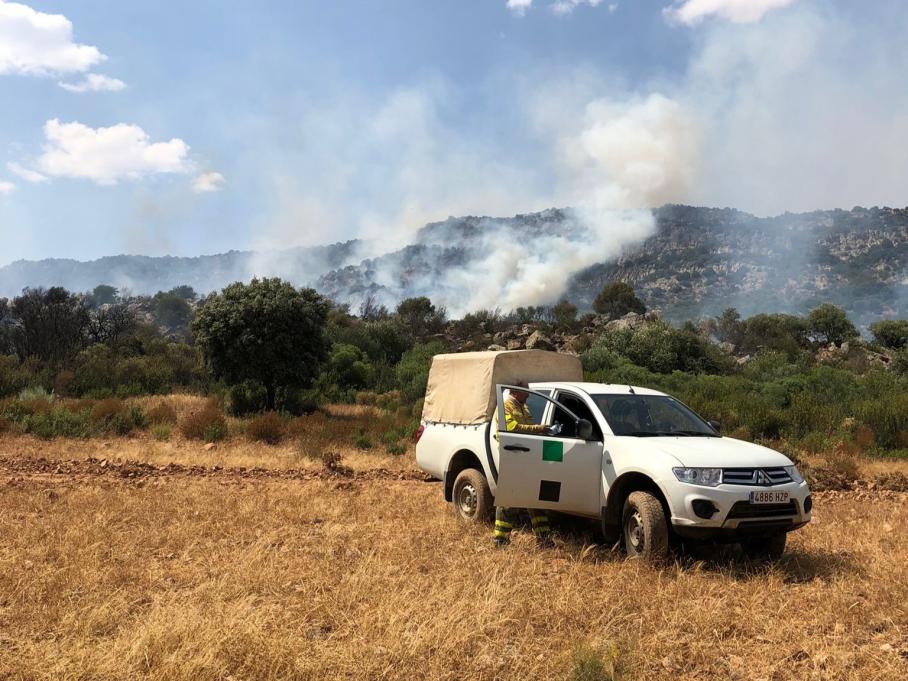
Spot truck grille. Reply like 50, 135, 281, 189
726, 501, 798, 519
722, 467, 792, 486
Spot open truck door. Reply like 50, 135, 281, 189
494, 385, 603, 517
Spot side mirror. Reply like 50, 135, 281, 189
708, 420, 721, 433
577, 419, 594, 440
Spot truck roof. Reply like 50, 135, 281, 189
529, 381, 669, 397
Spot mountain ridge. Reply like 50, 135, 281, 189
3, 205, 907, 326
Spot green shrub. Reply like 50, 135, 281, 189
854, 395, 908, 449
799, 432, 829, 454
352, 427, 372, 450
246, 411, 285, 445
0, 356, 32, 398
384, 442, 406, 456
395, 341, 446, 404
151, 423, 173, 441
870, 319, 908, 350
226, 381, 267, 416
568, 642, 621, 681
18, 385, 52, 401
22, 408, 92, 439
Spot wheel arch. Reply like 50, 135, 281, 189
444, 449, 485, 502
602, 472, 672, 535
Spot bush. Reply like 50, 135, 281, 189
592, 281, 645, 319
90, 398, 127, 424
21, 408, 92, 439
181, 406, 228, 442
870, 319, 908, 350
151, 424, 172, 441
148, 401, 178, 425
825, 441, 861, 481
807, 303, 859, 346
89, 399, 147, 435
569, 642, 620, 681
0, 356, 32, 398
247, 411, 285, 445
385, 442, 405, 455
226, 381, 268, 416
395, 341, 447, 404
352, 427, 373, 450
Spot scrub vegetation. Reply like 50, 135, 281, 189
1, 279, 908, 678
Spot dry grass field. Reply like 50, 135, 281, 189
1, 402, 906, 680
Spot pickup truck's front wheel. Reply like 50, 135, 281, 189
452, 468, 493, 523
622, 491, 669, 561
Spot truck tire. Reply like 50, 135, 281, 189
622, 491, 669, 561
452, 468, 493, 523
740, 532, 787, 561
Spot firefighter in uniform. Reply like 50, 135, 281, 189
493, 380, 556, 547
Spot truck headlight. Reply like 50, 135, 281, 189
784, 465, 804, 483
672, 467, 722, 487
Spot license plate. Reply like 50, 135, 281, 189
749, 490, 790, 504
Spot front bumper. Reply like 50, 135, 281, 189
666, 480, 812, 539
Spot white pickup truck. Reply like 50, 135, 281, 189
415, 350, 811, 561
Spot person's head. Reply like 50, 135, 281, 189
511, 380, 530, 404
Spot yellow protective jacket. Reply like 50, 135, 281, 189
504, 396, 547, 434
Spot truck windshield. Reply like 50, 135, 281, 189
591, 394, 718, 437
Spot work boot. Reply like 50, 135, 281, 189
493, 536, 511, 548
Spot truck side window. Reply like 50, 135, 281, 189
552, 393, 603, 441
525, 390, 551, 424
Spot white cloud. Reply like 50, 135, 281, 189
506, 0, 533, 15
0, 0, 104, 76
6, 161, 47, 183
29, 119, 191, 185
192, 171, 225, 193
552, 0, 604, 15
509, 0, 605, 14
0, 180, 15, 195
59, 72, 125, 93
665, 0, 798, 26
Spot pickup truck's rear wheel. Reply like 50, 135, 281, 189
452, 468, 493, 523
740, 532, 787, 561
622, 491, 669, 562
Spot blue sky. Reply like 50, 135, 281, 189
1, 0, 907, 266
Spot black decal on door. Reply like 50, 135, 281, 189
538, 480, 561, 503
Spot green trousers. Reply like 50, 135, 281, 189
493, 506, 550, 542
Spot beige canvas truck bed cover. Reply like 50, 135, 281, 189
421, 350, 583, 425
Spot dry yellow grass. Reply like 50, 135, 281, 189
0, 455, 906, 679
1, 404, 906, 679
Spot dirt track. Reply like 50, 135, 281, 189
2, 454, 906, 508
0, 454, 434, 484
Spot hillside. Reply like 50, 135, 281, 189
0, 242, 360, 298
3, 205, 907, 325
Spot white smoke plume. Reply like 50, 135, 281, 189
437, 93, 698, 314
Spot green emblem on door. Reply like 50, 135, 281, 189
542, 440, 563, 462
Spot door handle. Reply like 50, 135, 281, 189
503, 445, 531, 452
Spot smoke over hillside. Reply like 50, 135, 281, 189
242, 3, 908, 314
